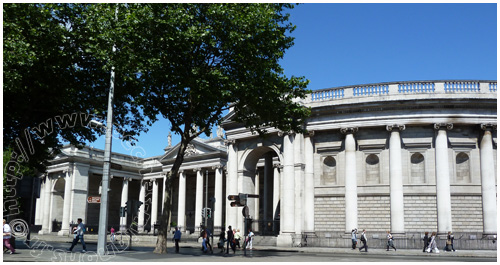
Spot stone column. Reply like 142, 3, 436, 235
59, 168, 73, 235
213, 165, 223, 233
40, 175, 52, 234
162, 174, 167, 212
254, 169, 260, 232
480, 124, 497, 234
151, 178, 159, 227
120, 178, 130, 232
263, 154, 272, 222
277, 132, 295, 246
177, 170, 186, 232
341, 127, 358, 232
434, 123, 453, 233
387, 125, 406, 234
70, 163, 90, 228
194, 168, 203, 232
304, 132, 315, 234
273, 164, 282, 221
294, 133, 304, 235
138, 180, 146, 232
225, 140, 238, 229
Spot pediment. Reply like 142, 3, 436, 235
160, 138, 224, 161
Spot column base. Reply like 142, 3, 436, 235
277, 233, 293, 247
138, 225, 145, 233
38, 230, 51, 235
58, 229, 70, 236
120, 224, 127, 232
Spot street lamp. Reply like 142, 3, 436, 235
96, 57, 116, 257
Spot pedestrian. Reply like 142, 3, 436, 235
351, 228, 358, 250
445, 231, 456, 252
422, 232, 429, 252
203, 226, 213, 253
246, 228, 254, 250
173, 227, 181, 253
426, 232, 439, 253
201, 231, 208, 253
234, 229, 242, 249
386, 231, 396, 251
66, 218, 87, 253
110, 227, 115, 242
359, 229, 368, 252
226, 226, 235, 254
3, 219, 15, 254
218, 230, 226, 253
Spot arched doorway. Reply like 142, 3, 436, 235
51, 178, 65, 232
240, 145, 282, 236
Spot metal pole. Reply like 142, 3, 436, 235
97, 5, 118, 256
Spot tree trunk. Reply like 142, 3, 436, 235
153, 137, 190, 254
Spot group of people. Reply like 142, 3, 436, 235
218, 226, 254, 254
350, 228, 369, 252
423, 231, 456, 253
350, 228, 457, 254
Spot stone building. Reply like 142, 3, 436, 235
37, 80, 497, 249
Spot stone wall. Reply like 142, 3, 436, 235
451, 195, 483, 232
358, 195, 390, 232
314, 196, 345, 232
404, 195, 438, 232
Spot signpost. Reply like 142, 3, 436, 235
87, 196, 101, 203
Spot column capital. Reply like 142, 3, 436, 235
63, 168, 73, 175
273, 163, 283, 169
305, 130, 315, 137
340, 127, 358, 135
481, 123, 497, 131
278, 131, 295, 137
434, 123, 453, 130
224, 139, 236, 146
123, 177, 132, 182
193, 167, 202, 172
212, 164, 224, 170
386, 124, 406, 132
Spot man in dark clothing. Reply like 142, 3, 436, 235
226, 226, 234, 254
422, 232, 429, 252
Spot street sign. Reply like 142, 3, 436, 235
87, 196, 101, 203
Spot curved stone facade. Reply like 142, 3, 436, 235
222, 80, 497, 248
38, 80, 496, 249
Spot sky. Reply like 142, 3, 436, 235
87, 3, 497, 158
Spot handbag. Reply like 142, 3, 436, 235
446, 240, 451, 245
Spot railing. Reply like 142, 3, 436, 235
309, 80, 496, 103
399, 82, 435, 93
354, 84, 389, 96
444, 81, 480, 93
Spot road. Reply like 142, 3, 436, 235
3, 241, 496, 262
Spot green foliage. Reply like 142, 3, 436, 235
3, 3, 149, 172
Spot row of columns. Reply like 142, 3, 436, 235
341, 123, 496, 235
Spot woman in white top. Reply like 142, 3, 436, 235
3, 219, 15, 254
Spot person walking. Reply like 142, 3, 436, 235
234, 229, 242, 249
445, 231, 456, 252
246, 229, 254, 250
226, 226, 235, 254
201, 231, 208, 253
386, 231, 396, 251
422, 232, 429, 252
173, 227, 181, 253
3, 219, 15, 254
66, 218, 87, 253
110, 227, 115, 242
358, 229, 368, 252
351, 228, 358, 250
426, 232, 439, 253
218, 230, 226, 253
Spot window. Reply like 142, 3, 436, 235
456, 152, 471, 183
410, 153, 425, 183
365, 154, 380, 184
321, 156, 337, 185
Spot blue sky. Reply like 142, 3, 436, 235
88, 3, 497, 158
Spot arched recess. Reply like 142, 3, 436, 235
238, 144, 282, 236
51, 177, 65, 232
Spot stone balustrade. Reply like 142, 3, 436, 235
308, 80, 496, 104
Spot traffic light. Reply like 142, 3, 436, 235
202, 207, 206, 218
136, 200, 143, 214
126, 201, 131, 216
206, 208, 212, 219
120, 207, 126, 217
228, 193, 248, 207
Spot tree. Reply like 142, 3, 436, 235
3, 4, 149, 174
126, 3, 310, 253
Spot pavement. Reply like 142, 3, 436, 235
2, 233, 497, 262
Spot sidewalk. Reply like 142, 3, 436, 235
18, 234, 497, 259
